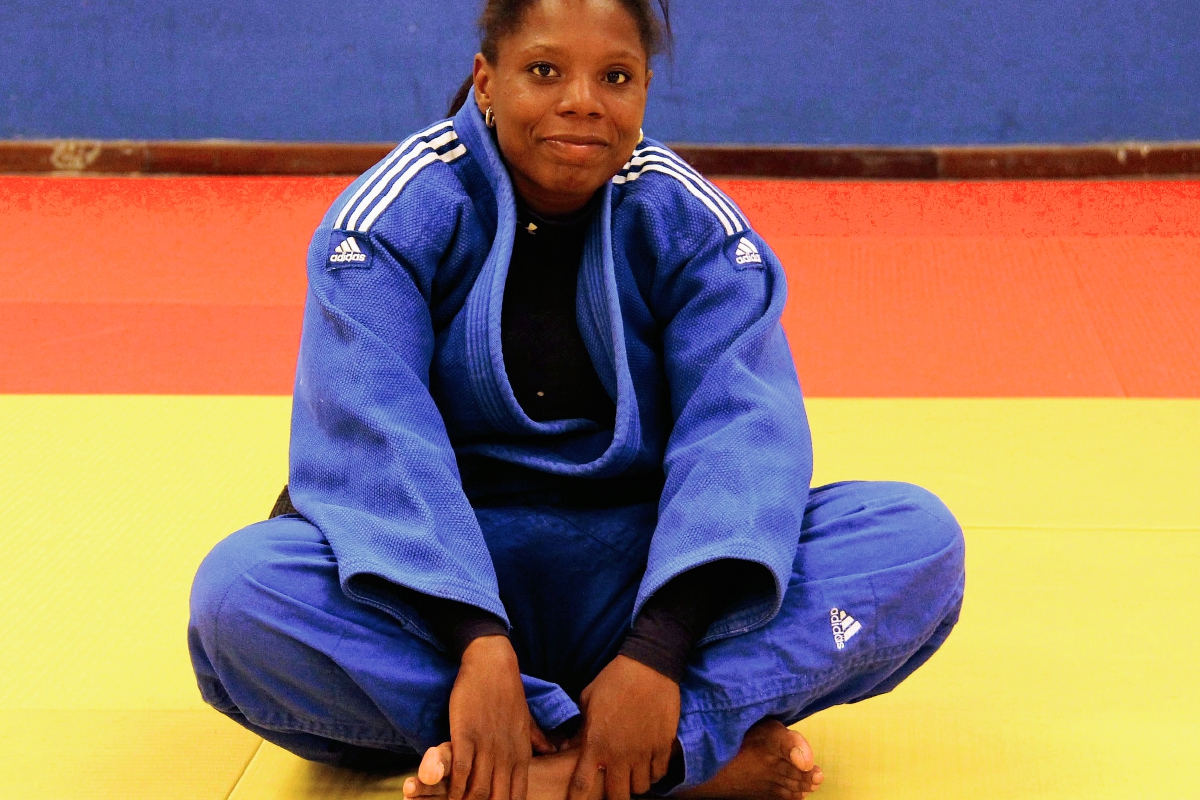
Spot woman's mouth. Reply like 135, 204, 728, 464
542, 135, 609, 159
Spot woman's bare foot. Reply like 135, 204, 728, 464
676, 720, 825, 800
403, 743, 583, 800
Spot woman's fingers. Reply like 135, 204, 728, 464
510, 752, 530, 800
443, 735, 530, 800
492, 733, 532, 800
448, 739, 474, 800
649, 746, 672, 785
464, 748, 495, 800
566, 729, 662, 800
605, 762, 633, 800
566, 748, 601, 800
631, 758, 653, 796
487, 757, 510, 800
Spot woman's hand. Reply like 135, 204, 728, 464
447, 636, 535, 800
566, 655, 681, 800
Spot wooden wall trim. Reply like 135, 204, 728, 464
0, 140, 395, 176
670, 143, 1200, 179
3, 138, 1199, 179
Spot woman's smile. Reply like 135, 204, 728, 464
540, 132, 610, 161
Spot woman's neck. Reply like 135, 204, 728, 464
516, 190, 600, 228
506, 158, 599, 218
515, 187, 601, 222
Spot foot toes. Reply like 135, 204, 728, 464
404, 776, 447, 799
774, 775, 803, 794
416, 743, 452, 788
771, 783, 804, 800
796, 767, 824, 793
786, 733, 815, 773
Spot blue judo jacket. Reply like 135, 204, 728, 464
289, 102, 814, 652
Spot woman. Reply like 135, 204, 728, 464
188, 1, 966, 799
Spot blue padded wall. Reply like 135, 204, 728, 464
2, 0, 1198, 144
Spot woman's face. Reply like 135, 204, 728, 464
473, 0, 653, 216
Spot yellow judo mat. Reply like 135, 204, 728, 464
1, 396, 1198, 799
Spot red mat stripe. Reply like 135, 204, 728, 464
1, 177, 1197, 396
0, 177, 323, 306
0, 303, 300, 396
721, 179, 1200, 239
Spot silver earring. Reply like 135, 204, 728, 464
485, 107, 495, 128
638, 128, 644, 143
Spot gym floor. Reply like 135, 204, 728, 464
1, 176, 1197, 798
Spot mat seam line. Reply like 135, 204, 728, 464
225, 737, 266, 800
1066, 257, 1131, 398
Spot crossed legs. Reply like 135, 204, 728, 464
188, 481, 964, 794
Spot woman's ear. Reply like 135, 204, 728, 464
645, 69, 654, 92
473, 53, 493, 112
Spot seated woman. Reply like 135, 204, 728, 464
188, 1, 966, 799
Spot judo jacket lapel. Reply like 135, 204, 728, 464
451, 102, 642, 478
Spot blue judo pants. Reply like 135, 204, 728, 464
188, 480, 965, 790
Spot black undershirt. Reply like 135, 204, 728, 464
500, 195, 615, 425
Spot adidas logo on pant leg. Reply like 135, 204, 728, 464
830, 607, 862, 650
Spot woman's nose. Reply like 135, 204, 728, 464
558, 76, 604, 117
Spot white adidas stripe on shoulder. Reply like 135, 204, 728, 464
614, 160, 741, 236
333, 120, 459, 232
355, 141, 468, 233
634, 146, 751, 231
346, 128, 465, 233
334, 120, 452, 230
614, 145, 751, 235
620, 153, 742, 235
345, 128, 461, 231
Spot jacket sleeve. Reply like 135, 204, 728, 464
286, 177, 507, 642
636, 184, 813, 644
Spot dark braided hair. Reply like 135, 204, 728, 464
447, 0, 671, 116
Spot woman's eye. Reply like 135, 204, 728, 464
530, 64, 557, 78
606, 71, 630, 85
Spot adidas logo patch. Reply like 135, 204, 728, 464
330, 236, 368, 264
734, 237, 763, 265
830, 608, 862, 650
